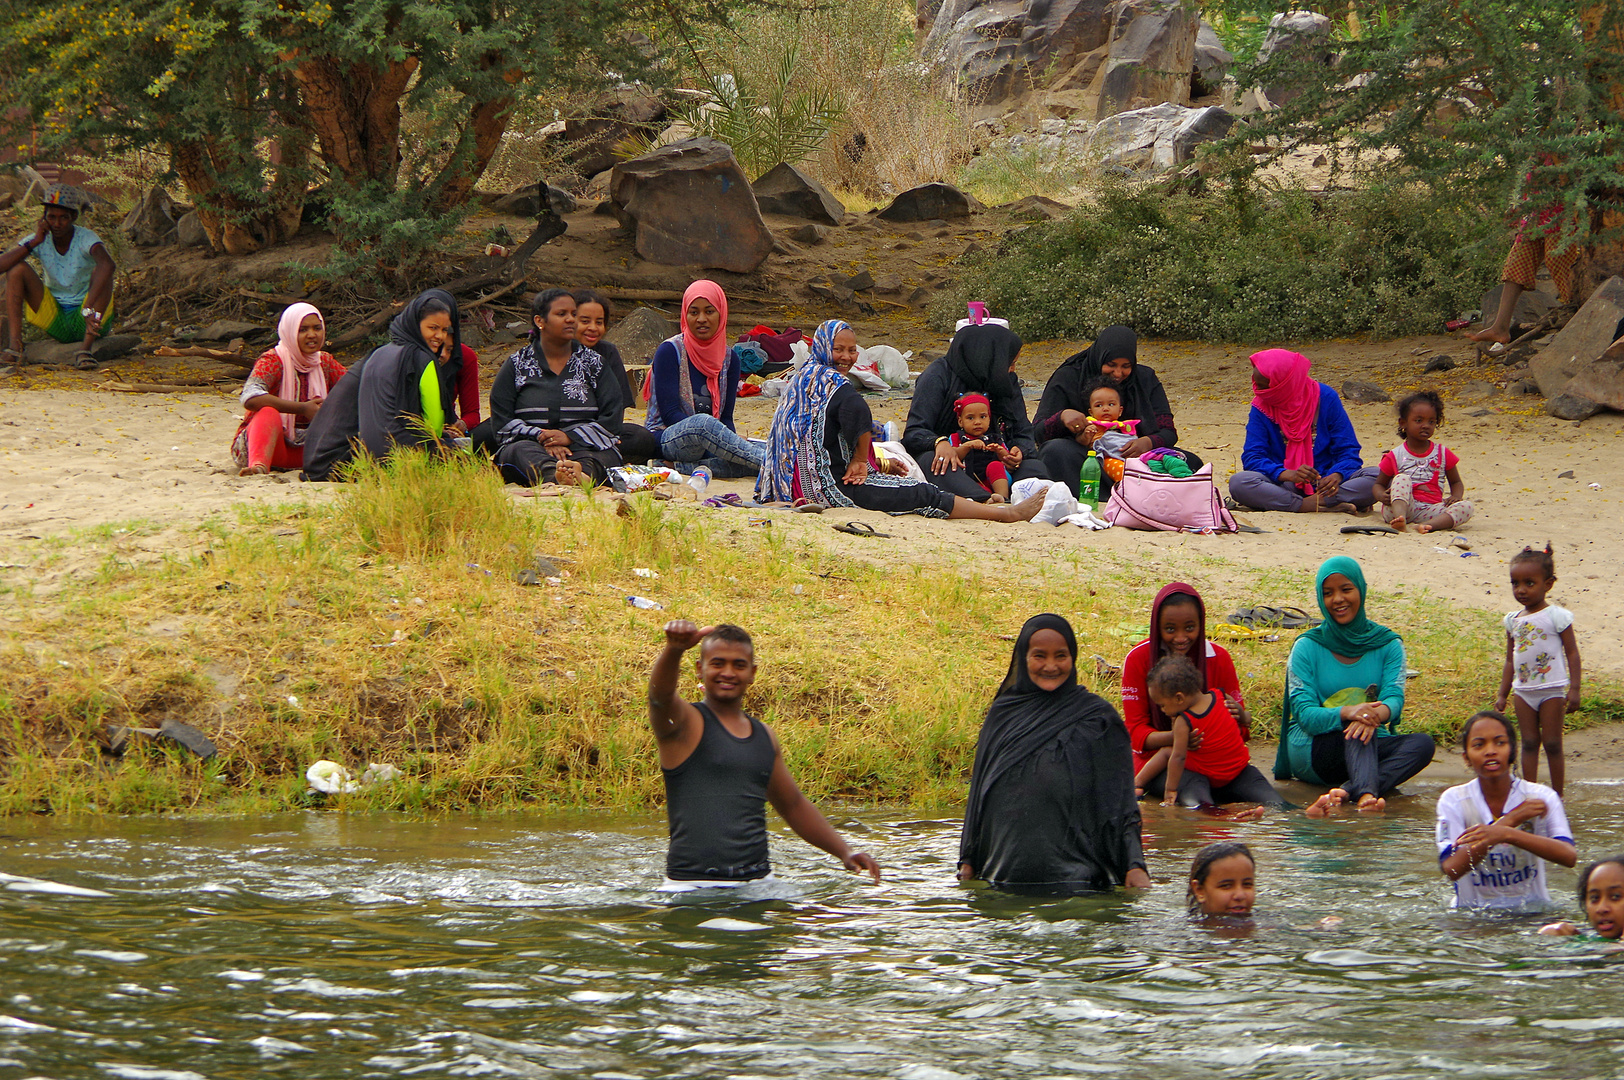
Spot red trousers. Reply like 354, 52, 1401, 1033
243, 407, 304, 470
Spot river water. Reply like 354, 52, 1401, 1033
3, 780, 1623, 1080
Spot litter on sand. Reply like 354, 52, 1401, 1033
306, 760, 404, 795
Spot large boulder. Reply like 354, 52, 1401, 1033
1095, 0, 1199, 119
604, 306, 679, 367
923, 0, 1115, 106
609, 138, 775, 273
876, 183, 975, 222
752, 163, 846, 225
1255, 10, 1334, 107
1192, 21, 1232, 97
1529, 276, 1624, 397
1085, 103, 1233, 171
176, 210, 208, 248
491, 183, 578, 217
24, 333, 142, 365
0, 165, 49, 206
564, 88, 668, 179
121, 186, 180, 247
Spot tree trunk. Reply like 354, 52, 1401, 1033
171, 140, 269, 256
430, 93, 517, 214
1575, 3, 1624, 295
291, 54, 418, 186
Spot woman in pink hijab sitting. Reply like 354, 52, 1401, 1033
231, 303, 347, 476
644, 280, 763, 477
1227, 349, 1378, 514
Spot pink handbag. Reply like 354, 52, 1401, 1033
1103, 459, 1238, 532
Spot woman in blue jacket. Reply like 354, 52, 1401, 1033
1228, 349, 1379, 513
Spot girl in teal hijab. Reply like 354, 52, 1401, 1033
1277, 556, 1435, 813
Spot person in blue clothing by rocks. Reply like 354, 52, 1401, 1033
1227, 349, 1379, 514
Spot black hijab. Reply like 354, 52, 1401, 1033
393, 288, 462, 380
958, 615, 1142, 885
944, 323, 1025, 426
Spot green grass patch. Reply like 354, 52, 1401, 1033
1, 453, 1616, 815
935, 177, 1504, 343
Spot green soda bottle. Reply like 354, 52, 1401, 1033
1078, 451, 1102, 510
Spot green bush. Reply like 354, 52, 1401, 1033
937, 178, 1505, 342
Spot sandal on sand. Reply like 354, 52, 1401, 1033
73, 350, 98, 371
238, 463, 271, 477
1228, 605, 1320, 630
1223, 496, 1247, 512
1211, 622, 1281, 642
1340, 524, 1397, 536
833, 521, 893, 538
1, 348, 22, 366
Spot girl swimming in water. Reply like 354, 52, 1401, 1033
1540, 855, 1624, 941
1188, 842, 1256, 917
1436, 710, 1575, 910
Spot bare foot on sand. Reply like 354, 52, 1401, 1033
1005, 491, 1047, 522
1389, 514, 1407, 531
1320, 502, 1358, 515
1305, 788, 1349, 817
1414, 522, 1435, 534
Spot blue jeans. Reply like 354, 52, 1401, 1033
658, 414, 763, 478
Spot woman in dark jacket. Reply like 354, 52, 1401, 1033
302, 289, 463, 481
901, 324, 1049, 501
488, 289, 626, 486
1033, 325, 1203, 497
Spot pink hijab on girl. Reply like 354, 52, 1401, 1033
679, 279, 728, 418
273, 302, 329, 441
1249, 349, 1320, 495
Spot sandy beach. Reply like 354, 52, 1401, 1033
2, 329, 1621, 689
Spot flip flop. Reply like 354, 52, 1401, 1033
73, 350, 98, 371
1211, 623, 1281, 642
832, 521, 893, 538
1227, 606, 1321, 630
1340, 524, 1397, 536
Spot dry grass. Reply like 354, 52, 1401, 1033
0, 451, 1614, 817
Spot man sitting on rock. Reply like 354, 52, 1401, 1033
1, 185, 116, 370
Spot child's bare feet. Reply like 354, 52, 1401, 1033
1414, 522, 1434, 534
1355, 794, 1386, 812
1305, 788, 1349, 817
554, 460, 583, 487
1389, 514, 1407, 531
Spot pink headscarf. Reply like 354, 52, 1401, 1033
679, 279, 728, 418
273, 303, 328, 442
1249, 349, 1320, 495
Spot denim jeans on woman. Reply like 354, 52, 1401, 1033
658, 414, 763, 478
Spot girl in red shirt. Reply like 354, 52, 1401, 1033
1121, 583, 1252, 799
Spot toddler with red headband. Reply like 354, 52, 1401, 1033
945, 392, 1014, 502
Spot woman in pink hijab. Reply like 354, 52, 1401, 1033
231, 303, 347, 476
643, 280, 764, 477
1227, 349, 1379, 514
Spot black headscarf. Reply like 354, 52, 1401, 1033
1035, 325, 1175, 445
391, 288, 463, 391
958, 615, 1144, 889
944, 323, 1025, 427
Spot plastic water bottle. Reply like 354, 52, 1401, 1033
687, 465, 711, 497
1078, 451, 1102, 510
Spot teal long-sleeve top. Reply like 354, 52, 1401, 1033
1279, 636, 1408, 784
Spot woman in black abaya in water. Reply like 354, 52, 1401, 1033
958, 615, 1152, 894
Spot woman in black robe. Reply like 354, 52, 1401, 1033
902, 323, 1050, 501
958, 614, 1151, 895
1033, 325, 1204, 497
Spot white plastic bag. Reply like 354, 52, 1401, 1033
858, 345, 913, 389
873, 441, 925, 481
1011, 479, 1081, 526
845, 362, 889, 392
790, 340, 811, 369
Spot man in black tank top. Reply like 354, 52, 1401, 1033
649, 619, 882, 887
